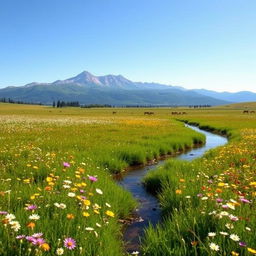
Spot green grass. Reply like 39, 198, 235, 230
142, 105, 256, 256
0, 104, 206, 256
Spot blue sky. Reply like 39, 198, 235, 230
0, 0, 256, 92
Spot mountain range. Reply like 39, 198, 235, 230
0, 71, 255, 106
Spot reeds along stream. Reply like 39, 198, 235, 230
118, 125, 228, 253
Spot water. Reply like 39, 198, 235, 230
118, 125, 228, 253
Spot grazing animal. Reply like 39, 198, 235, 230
144, 111, 154, 115
250, 111, 255, 114
171, 111, 187, 115
243, 110, 249, 114
112, 111, 117, 114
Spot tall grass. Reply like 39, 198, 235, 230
142, 109, 256, 255
0, 104, 205, 255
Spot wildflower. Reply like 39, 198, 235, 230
5, 213, 16, 221
83, 200, 91, 206
45, 186, 52, 191
27, 222, 36, 229
32, 233, 43, 238
40, 243, 50, 251
201, 197, 208, 200
209, 242, 220, 251
229, 215, 239, 222
83, 212, 90, 217
35, 238, 46, 245
46, 177, 53, 182
105, 210, 115, 217
0, 211, 8, 215
225, 223, 234, 229
175, 189, 182, 194
240, 198, 250, 203
131, 252, 139, 255
226, 202, 235, 210
67, 214, 75, 220
248, 248, 256, 254
16, 235, 26, 240
208, 232, 216, 237
64, 237, 76, 250
10, 221, 21, 232
68, 192, 76, 197
231, 252, 239, 256
88, 176, 97, 182
230, 234, 240, 242
89, 223, 98, 229
26, 205, 37, 211
63, 162, 70, 168
56, 248, 64, 255
216, 198, 223, 203
85, 227, 94, 231
96, 188, 103, 195
219, 231, 229, 236
63, 180, 72, 184
29, 214, 40, 221
239, 242, 247, 247
245, 227, 251, 231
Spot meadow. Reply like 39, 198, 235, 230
142, 103, 256, 255
0, 103, 205, 256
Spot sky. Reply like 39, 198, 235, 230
0, 0, 256, 92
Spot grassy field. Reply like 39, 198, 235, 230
0, 103, 205, 256
142, 103, 256, 256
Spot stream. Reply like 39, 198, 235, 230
118, 124, 228, 253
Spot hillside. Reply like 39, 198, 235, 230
0, 71, 228, 106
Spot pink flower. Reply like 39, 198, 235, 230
16, 235, 25, 240
63, 162, 70, 168
240, 198, 250, 203
64, 237, 76, 250
88, 176, 97, 182
239, 242, 247, 247
216, 198, 223, 203
26, 205, 37, 211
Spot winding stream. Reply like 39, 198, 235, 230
118, 124, 228, 253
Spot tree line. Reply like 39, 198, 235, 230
0, 97, 42, 105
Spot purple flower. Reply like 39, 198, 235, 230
35, 238, 45, 245
88, 176, 97, 182
208, 180, 213, 184
26, 205, 37, 211
0, 211, 8, 215
216, 198, 223, 203
80, 189, 85, 194
63, 162, 70, 168
240, 198, 250, 203
64, 237, 76, 250
239, 242, 247, 247
32, 233, 43, 238
197, 193, 203, 197
222, 205, 229, 209
26, 236, 37, 244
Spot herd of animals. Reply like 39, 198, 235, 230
111, 110, 256, 115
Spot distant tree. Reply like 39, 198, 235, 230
52, 101, 56, 108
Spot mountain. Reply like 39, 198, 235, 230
0, 71, 229, 106
191, 89, 256, 103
